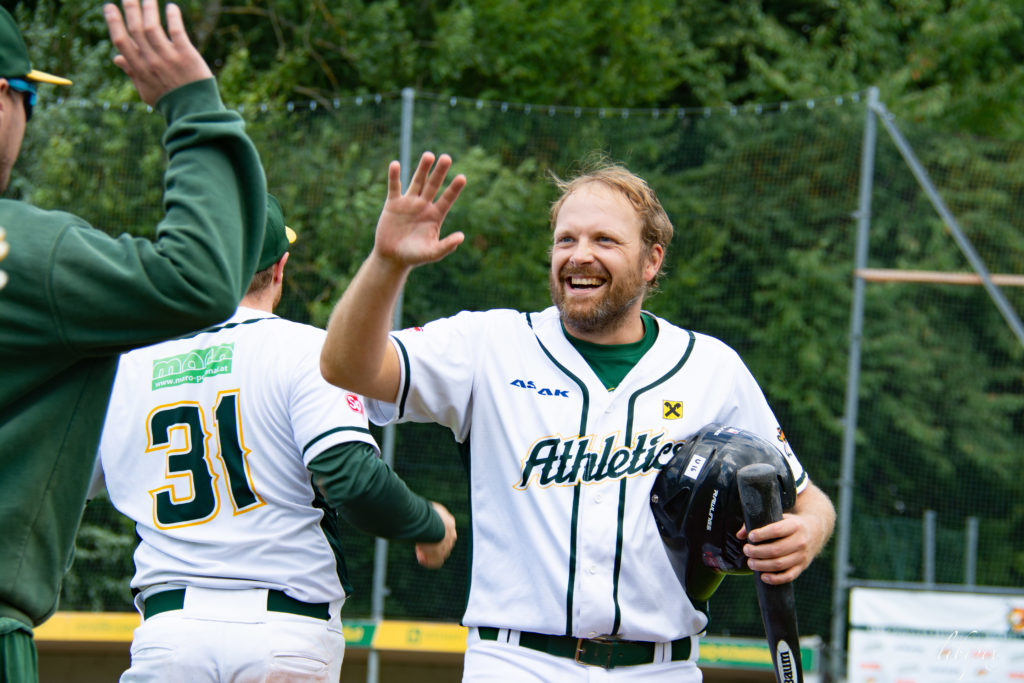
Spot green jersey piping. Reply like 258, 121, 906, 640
529, 312, 591, 636
610, 329, 696, 635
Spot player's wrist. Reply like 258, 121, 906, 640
365, 249, 414, 280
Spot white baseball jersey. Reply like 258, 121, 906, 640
96, 306, 377, 604
367, 306, 807, 642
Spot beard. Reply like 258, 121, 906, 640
549, 260, 648, 336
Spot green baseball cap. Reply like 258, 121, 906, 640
0, 7, 72, 86
258, 194, 297, 271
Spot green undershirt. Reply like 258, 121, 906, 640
563, 312, 658, 390
307, 442, 445, 543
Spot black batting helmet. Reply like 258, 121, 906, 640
650, 423, 797, 603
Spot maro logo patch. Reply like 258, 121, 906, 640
152, 343, 234, 390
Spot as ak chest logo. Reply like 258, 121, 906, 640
509, 378, 570, 398
516, 430, 685, 489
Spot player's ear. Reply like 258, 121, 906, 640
273, 252, 289, 284
644, 243, 665, 283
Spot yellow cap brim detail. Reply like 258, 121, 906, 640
285, 226, 297, 244
26, 69, 72, 86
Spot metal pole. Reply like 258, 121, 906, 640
831, 85, 879, 683
366, 86, 415, 683
923, 510, 936, 587
965, 516, 979, 587
869, 99, 1024, 348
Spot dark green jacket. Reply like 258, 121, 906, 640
0, 78, 267, 629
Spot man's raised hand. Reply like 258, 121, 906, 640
104, 0, 213, 106
373, 152, 467, 269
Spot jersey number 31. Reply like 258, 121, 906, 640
146, 390, 265, 528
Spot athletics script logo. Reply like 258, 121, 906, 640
516, 430, 685, 489
152, 343, 234, 390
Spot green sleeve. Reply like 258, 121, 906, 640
28, 78, 265, 354
308, 443, 445, 543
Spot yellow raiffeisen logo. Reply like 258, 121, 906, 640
152, 343, 234, 390
1010, 607, 1024, 633
663, 400, 683, 419
516, 430, 685, 489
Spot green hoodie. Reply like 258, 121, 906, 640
0, 78, 267, 629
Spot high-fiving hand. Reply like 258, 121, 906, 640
373, 152, 467, 269
104, 0, 213, 106
0, 227, 8, 290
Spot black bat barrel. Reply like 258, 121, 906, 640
737, 462, 804, 683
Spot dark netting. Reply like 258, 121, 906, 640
23, 90, 1020, 650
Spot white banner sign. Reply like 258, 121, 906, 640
847, 587, 1024, 682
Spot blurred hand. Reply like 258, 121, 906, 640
0, 226, 8, 290
104, 0, 213, 106
415, 501, 457, 569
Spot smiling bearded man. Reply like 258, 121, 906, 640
548, 179, 662, 340
320, 152, 836, 683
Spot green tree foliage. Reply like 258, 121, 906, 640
9, 0, 1024, 137
6, 0, 1022, 647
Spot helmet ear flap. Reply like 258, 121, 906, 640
650, 445, 701, 600
659, 475, 695, 535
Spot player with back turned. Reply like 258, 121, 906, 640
0, 2, 267, 680
93, 194, 456, 682
320, 152, 836, 680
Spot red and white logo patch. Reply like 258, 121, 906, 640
346, 394, 364, 414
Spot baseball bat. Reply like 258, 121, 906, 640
737, 462, 803, 683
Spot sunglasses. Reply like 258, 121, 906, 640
6, 78, 37, 122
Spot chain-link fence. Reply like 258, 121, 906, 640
19, 89, 1021, 664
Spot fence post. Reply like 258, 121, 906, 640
868, 98, 1024, 348
366, 86, 416, 683
923, 510, 936, 587
965, 516, 978, 587
831, 85, 879, 683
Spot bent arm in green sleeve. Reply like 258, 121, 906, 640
308, 442, 445, 543
41, 78, 266, 354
